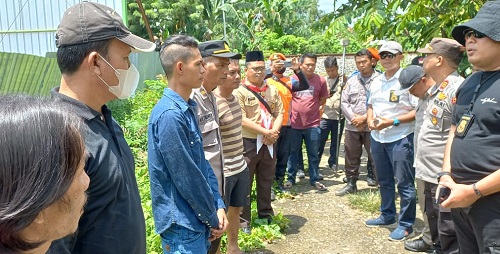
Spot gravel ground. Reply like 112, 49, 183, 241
248, 140, 425, 254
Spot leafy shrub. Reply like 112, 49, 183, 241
111, 77, 165, 254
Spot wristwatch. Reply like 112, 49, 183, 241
393, 118, 400, 126
437, 172, 451, 182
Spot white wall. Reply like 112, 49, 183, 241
0, 0, 124, 56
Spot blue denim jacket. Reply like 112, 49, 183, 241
148, 88, 225, 234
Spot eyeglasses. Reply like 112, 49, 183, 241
379, 52, 399, 59
464, 29, 486, 40
249, 67, 266, 73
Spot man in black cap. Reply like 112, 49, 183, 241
48, 1, 155, 253
404, 38, 464, 254
191, 40, 241, 254
234, 50, 284, 230
439, 1, 500, 253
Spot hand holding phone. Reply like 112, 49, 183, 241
435, 186, 451, 205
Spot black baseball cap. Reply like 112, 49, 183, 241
198, 40, 242, 59
55, 1, 156, 52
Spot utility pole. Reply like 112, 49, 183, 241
335, 38, 350, 172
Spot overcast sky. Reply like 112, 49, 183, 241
318, 0, 348, 13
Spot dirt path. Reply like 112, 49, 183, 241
249, 141, 424, 254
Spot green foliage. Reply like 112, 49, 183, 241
328, 0, 487, 50
127, 0, 362, 55
111, 78, 166, 254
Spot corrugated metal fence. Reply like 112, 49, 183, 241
0, 52, 60, 95
0, 51, 164, 96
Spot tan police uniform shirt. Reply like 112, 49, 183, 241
414, 72, 464, 184
191, 86, 225, 194
234, 81, 284, 139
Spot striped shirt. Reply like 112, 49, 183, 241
215, 93, 247, 176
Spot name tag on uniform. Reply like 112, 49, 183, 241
455, 113, 474, 137
199, 112, 214, 124
389, 90, 400, 103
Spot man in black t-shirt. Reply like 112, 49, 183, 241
48, 2, 155, 253
439, 1, 500, 253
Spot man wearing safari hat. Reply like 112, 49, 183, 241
48, 1, 156, 253
266, 53, 309, 192
364, 41, 418, 241
191, 40, 241, 253
234, 50, 283, 231
438, 1, 500, 252
403, 38, 464, 253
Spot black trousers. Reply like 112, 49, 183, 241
451, 191, 500, 254
424, 181, 458, 254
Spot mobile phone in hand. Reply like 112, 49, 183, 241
435, 186, 451, 204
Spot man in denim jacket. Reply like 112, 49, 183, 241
148, 35, 226, 253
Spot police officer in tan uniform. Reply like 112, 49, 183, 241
190, 40, 241, 253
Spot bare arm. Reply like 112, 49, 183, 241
438, 125, 500, 208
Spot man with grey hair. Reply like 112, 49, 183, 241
438, 1, 500, 252
149, 35, 226, 253
48, 2, 155, 253
191, 40, 241, 254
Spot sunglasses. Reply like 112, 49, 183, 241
379, 52, 399, 59
464, 29, 486, 40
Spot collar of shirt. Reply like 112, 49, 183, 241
50, 87, 107, 121
163, 88, 197, 112
380, 68, 402, 90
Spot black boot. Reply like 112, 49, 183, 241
335, 178, 357, 196
366, 161, 377, 187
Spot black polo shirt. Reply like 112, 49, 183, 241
48, 88, 146, 254
451, 71, 500, 184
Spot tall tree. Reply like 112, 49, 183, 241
324, 0, 486, 50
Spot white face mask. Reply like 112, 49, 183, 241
97, 54, 140, 99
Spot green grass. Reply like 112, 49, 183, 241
346, 189, 381, 214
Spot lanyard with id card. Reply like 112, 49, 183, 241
455, 72, 499, 137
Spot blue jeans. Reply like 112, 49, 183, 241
288, 127, 321, 185
318, 118, 345, 167
160, 224, 210, 253
370, 133, 416, 230
275, 126, 292, 183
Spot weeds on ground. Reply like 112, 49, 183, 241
346, 189, 381, 214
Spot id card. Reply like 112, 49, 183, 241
455, 113, 474, 137
389, 90, 400, 103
